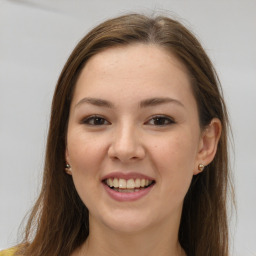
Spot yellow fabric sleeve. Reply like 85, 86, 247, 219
0, 247, 17, 256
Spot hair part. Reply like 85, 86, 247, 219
17, 13, 233, 256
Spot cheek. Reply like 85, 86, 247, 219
67, 133, 107, 206
67, 131, 107, 171
151, 133, 197, 169
66, 132, 109, 203
150, 133, 197, 193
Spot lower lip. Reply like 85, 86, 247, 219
103, 182, 155, 202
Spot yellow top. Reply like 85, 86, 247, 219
0, 247, 17, 256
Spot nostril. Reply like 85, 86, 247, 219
107, 143, 146, 162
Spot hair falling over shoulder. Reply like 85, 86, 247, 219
15, 13, 234, 256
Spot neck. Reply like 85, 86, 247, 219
75, 215, 186, 256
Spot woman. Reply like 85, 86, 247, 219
1, 13, 232, 256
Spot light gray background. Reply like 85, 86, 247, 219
0, 0, 256, 255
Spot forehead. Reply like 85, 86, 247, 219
83, 43, 189, 81
72, 43, 195, 108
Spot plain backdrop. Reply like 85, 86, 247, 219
0, 0, 256, 255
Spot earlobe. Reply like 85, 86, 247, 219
65, 147, 72, 175
194, 118, 222, 175
65, 163, 72, 175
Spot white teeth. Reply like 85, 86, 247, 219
119, 179, 126, 188
113, 178, 119, 188
135, 178, 140, 188
126, 179, 135, 189
105, 178, 153, 189
107, 178, 113, 187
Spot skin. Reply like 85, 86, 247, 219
66, 44, 221, 256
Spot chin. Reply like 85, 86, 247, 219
96, 208, 158, 234
106, 219, 150, 234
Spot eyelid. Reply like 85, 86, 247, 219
81, 115, 111, 126
80, 114, 175, 126
145, 115, 175, 126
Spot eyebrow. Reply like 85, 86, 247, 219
75, 97, 184, 109
139, 97, 184, 108
75, 97, 114, 108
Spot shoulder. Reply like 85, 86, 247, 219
0, 247, 18, 256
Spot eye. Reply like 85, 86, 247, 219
82, 115, 110, 126
146, 115, 175, 126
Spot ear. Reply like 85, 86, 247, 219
193, 118, 222, 175
65, 146, 70, 163
65, 147, 72, 175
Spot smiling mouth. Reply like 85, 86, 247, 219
103, 178, 155, 193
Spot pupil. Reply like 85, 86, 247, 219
155, 118, 165, 125
95, 117, 104, 125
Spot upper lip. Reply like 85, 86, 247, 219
101, 172, 155, 181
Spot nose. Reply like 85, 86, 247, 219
108, 124, 145, 163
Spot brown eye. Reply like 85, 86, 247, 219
82, 115, 110, 126
146, 116, 175, 126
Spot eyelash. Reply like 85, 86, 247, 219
81, 115, 110, 126
145, 115, 175, 126
81, 115, 175, 126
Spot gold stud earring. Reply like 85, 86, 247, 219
198, 163, 205, 172
65, 163, 72, 175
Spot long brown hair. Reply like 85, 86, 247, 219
16, 13, 232, 256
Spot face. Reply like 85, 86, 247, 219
66, 44, 204, 234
